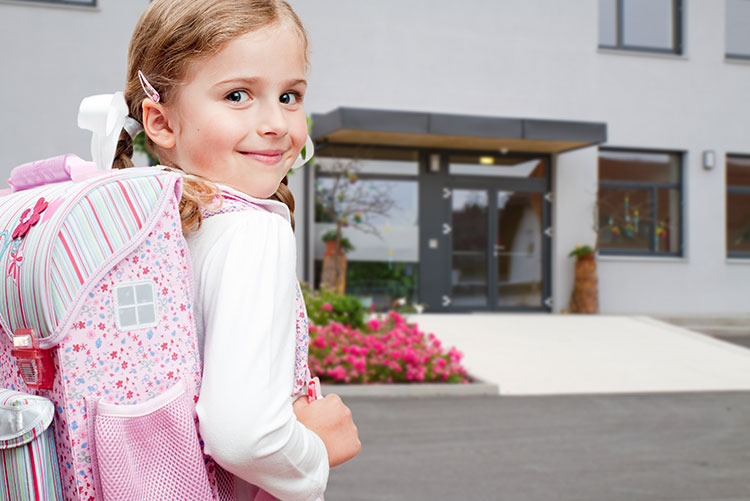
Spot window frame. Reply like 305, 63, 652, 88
597, 147, 684, 257
725, 0, 750, 60
726, 153, 750, 258
311, 148, 421, 305
6, 0, 96, 6
598, 0, 683, 55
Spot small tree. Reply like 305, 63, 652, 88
315, 158, 396, 294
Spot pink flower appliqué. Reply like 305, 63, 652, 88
12, 197, 48, 239
7, 248, 23, 282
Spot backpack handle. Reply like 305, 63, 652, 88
7, 154, 98, 192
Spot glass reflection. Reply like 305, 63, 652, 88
598, 188, 652, 251
727, 0, 750, 57
449, 156, 545, 179
727, 193, 750, 253
452, 190, 488, 307
496, 191, 543, 307
623, 0, 674, 50
314, 175, 419, 309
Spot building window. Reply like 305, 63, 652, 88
727, 155, 750, 257
449, 154, 547, 179
113, 281, 158, 331
598, 149, 683, 256
726, 0, 750, 59
599, 0, 682, 54
12, 0, 96, 5
313, 147, 419, 310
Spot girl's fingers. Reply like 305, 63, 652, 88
293, 395, 310, 414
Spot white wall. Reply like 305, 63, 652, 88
554, 147, 599, 312
0, 0, 149, 169
2, 0, 749, 314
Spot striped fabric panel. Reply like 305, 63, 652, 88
0, 181, 79, 338
0, 427, 63, 501
47, 175, 165, 334
0, 169, 169, 341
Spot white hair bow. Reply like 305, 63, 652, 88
77, 92, 129, 171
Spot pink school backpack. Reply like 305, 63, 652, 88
0, 156, 224, 500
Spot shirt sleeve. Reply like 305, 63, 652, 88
193, 211, 328, 501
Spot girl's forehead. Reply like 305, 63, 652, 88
183, 23, 307, 84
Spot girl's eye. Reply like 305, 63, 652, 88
226, 90, 250, 103
280, 92, 300, 105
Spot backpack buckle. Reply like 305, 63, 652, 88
11, 329, 55, 390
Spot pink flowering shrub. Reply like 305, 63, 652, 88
309, 311, 469, 384
301, 283, 367, 329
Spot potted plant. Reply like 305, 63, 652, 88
321, 229, 354, 256
320, 229, 354, 295
568, 244, 598, 313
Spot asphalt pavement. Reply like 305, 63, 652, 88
326, 392, 750, 501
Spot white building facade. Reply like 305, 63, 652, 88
1, 0, 749, 315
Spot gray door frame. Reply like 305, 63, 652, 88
418, 151, 552, 313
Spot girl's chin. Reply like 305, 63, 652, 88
234, 182, 283, 199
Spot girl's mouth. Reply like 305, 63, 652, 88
240, 150, 285, 166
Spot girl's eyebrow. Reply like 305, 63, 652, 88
285, 79, 308, 89
214, 77, 307, 88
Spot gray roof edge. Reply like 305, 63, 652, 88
312, 107, 430, 137
311, 108, 344, 139
522, 118, 607, 144
428, 112, 523, 139
312, 107, 607, 145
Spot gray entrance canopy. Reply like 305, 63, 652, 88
311, 107, 607, 154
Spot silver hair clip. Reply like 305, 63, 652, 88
123, 116, 144, 139
138, 70, 160, 103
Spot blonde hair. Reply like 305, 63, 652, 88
113, 0, 308, 231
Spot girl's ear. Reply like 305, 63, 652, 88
142, 98, 176, 149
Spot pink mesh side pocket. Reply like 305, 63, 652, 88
93, 380, 212, 501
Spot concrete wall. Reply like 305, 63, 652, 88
2, 0, 749, 314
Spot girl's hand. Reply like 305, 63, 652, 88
293, 393, 361, 467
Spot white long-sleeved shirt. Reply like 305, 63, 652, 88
186, 186, 328, 501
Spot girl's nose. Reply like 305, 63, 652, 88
257, 101, 288, 137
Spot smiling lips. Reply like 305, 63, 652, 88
241, 149, 286, 165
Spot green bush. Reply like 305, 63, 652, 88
301, 283, 367, 330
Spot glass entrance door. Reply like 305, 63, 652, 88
451, 190, 488, 308
418, 152, 549, 312
450, 188, 544, 310
444, 153, 549, 311
494, 191, 543, 308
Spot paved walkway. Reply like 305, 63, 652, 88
406, 314, 750, 395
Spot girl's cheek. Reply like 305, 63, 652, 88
292, 121, 309, 146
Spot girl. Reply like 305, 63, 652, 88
112, 0, 361, 499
